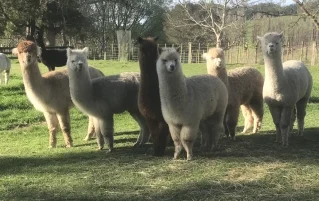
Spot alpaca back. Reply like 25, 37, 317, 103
91, 72, 140, 115
0, 53, 10, 71
228, 67, 264, 105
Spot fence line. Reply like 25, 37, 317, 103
1, 41, 318, 65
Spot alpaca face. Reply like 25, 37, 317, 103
258, 32, 283, 56
157, 48, 180, 74
202, 48, 225, 69
67, 48, 89, 72
12, 41, 39, 69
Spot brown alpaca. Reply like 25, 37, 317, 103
12, 41, 104, 148
137, 37, 170, 156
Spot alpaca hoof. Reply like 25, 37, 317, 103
65, 144, 73, 148
97, 147, 103, 151
187, 156, 193, 161
282, 142, 289, 147
48, 145, 56, 149
133, 142, 141, 148
107, 148, 113, 153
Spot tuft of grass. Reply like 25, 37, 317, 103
0, 59, 319, 201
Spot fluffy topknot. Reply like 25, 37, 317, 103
207, 48, 224, 59
17, 40, 38, 54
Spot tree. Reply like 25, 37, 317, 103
292, 0, 319, 30
166, 0, 250, 48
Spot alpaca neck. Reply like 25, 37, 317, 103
21, 63, 44, 91
263, 53, 286, 87
207, 63, 229, 88
138, 49, 159, 90
68, 66, 95, 112
159, 69, 188, 107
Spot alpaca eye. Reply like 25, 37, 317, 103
174, 59, 178, 63
276, 42, 278, 45
71, 60, 75, 63
163, 59, 167, 63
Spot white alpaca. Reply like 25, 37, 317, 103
258, 32, 313, 146
12, 41, 104, 148
67, 47, 150, 152
203, 48, 264, 139
0, 53, 11, 85
157, 47, 228, 160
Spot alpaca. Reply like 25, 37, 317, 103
257, 32, 312, 146
203, 48, 264, 139
67, 47, 150, 152
137, 36, 170, 156
12, 40, 104, 148
0, 53, 11, 85
157, 47, 228, 160
35, 26, 67, 71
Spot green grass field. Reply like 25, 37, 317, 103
1, 59, 319, 201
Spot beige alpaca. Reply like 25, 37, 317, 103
203, 48, 264, 139
157, 47, 228, 160
67, 47, 149, 152
258, 32, 312, 146
12, 41, 104, 148
0, 53, 11, 85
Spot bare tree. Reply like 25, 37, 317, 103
292, 0, 319, 30
167, 0, 249, 48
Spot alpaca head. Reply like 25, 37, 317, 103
67, 47, 89, 72
202, 48, 225, 69
12, 41, 40, 68
137, 36, 159, 57
157, 47, 181, 75
257, 32, 284, 56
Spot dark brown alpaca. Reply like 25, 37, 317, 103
137, 36, 169, 156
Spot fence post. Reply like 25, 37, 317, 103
180, 44, 183, 63
300, 41, 304, 61
286, 41, 290, 62
104, 51, 106, 60
311, 41, 317, 66
111, 43, 114, 60
188, 42, 192, 64
197, 43, 200, 63
255, 42, 258, 64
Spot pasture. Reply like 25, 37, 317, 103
1, 59, 319, 201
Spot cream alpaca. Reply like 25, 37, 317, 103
203, 48, 264, 139
67, 47, 149, 152
0, 53, 11, 85
157, 47, 228, 160
12, 41, 104, 148
258, 32, 312, 146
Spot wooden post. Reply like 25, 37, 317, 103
236, 44, 239, 64
104, 51, 106, 60
197, 43, 200, 63
300, 41, 304, 61
111, 43, 114, 60
311, 41, 317, 66
188, 42, 192, 64
255, 42, 258, 64
286, 41, 290, 62
180, 44, 183, 63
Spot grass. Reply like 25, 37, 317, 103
1, 59, 319, 201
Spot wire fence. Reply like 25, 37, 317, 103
1, 40, 319, 65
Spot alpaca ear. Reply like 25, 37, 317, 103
154, 36, 159, 41
137, 36, 143, 44
83, 47, 89, 53
257, 36, 262, 41
12, 48, 18, 56
202, 53, 208, 60
279, 31, 284, 40
175, 46, 180, 53
66, 48, 72, 57
37, 46, 42, 56
158, 47, 163, 55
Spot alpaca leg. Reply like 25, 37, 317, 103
56, 111, 73, 148
146, 119, 169, 156
130, 112, 150, 147
268, 105, 282, 143
93, 117, 104, 150
180, 125, 198, 161
226, 105, 240, 140
199, 122, 210, 150
168, 124, 182, 159
4, 70, 10, 85
296, 98, 308, 136
209, 115, 224, 149
280, 107, 294, 146
289, 107, 296, 136
241, 105, 254, 133
43, 112, 59, 148
249, 99, 264, 134
223, 118, 229, 138
99, 116, 114, 152
84, 116, 95, 141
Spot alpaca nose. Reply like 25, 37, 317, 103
269, 44, 274, 48
78, 63, 83, 69
27, 55, 31, 62
169, 64, 175, 72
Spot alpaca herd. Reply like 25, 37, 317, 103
5, 31, 313, 160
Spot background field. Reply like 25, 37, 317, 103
1, 59, 319, 201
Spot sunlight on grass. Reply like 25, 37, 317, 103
1, 59, 319, 200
